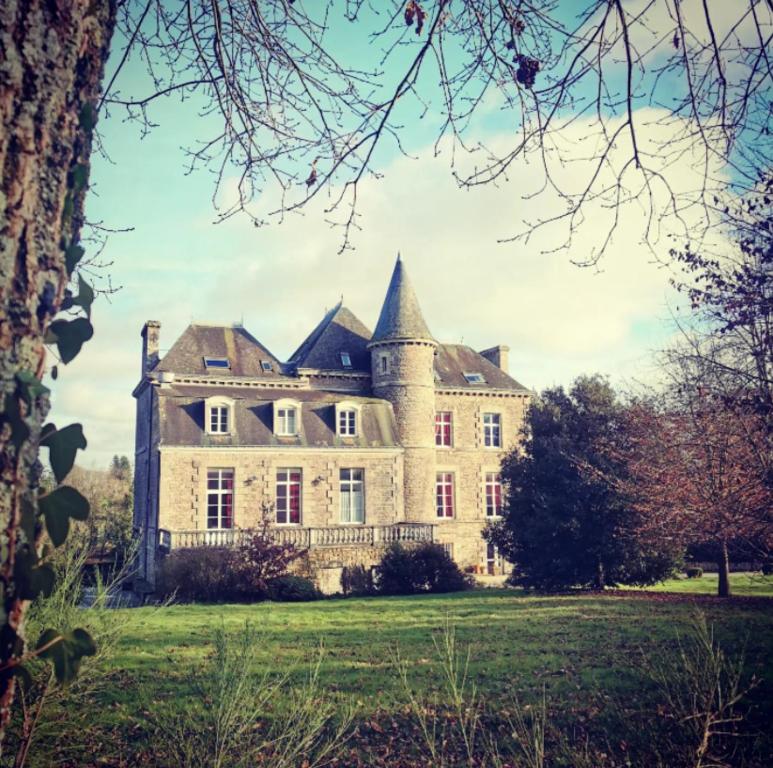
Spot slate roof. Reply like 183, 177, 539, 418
288, 303, 372, 372
157, 385, 399, 448
372, 256, 434, 342
156, 324, 283, 379
435, 344, 529, 391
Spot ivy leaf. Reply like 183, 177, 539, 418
1, 393, 30, 450
71, 275, 95, 318
38, 486, 90, 547
79, 103, 97, 132
40, 423, 87, 483
14, 550, 55, 600
46, 317, 93, 364
65, 244, 84, 275
69, 164, 88, 193
16, 371, 49, 407
36, 628, 96, 685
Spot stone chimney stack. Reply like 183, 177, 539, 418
479, 345, 510, 373
141, 321, 161, 376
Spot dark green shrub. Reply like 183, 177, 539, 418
375, 543, 472, 595
375, 544, 417, 595
341, 564, 374, 596
411, 544, 473, 593
159, 547, 253, 602
267, 575, 319, 602
685, 566, 703, 579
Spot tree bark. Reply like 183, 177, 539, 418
717, 540, 731, 597
0, 0, 115, 742
594, 559, 605, 590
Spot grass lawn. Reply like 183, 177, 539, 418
23, 574, 773, 766
627, 572, 773, 597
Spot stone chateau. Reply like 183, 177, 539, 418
133, 257, 530, 591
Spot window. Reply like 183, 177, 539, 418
435, 412, 453, 447
380, 355, 389, 374
486, 542, 502, 575
340, 468, 364, 523
338, 409, 357, 436
276, 469, 301, 524
207, 469, 234, 529
209, 405, 229, 434
485, 472, 503, 516
441, 542, 454, 558
436, 473, 455, 518
204, 356, 230, 369
261, 360, 273, 372
340, 352, 352, 368
205, 397, 233, 435
483, 413, 501, 447
463, 372, 486, 384
274, 399, 301, 436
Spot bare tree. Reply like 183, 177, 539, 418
1, 0, 771, 745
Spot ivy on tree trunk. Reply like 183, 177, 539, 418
0, 0, 116, 745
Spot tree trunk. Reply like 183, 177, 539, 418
594, 559, 605, 590
0, 0, 116, 743
717, 540, 731, 597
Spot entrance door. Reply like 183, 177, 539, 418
486, 542, 501, 575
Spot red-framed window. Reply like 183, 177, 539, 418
435, 412, 453, 447
276, 468, 302, 524
485, 472, 503, 516
436, 472, 455, 518
207, 469, 234, 529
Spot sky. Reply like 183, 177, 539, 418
49, 1, 746, 468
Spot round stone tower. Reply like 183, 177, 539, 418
369, 256, 437, 522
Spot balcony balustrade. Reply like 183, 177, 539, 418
161, 522, 435, 550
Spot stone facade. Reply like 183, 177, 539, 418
133, 257, 530, 592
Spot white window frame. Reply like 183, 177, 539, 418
335, 401, 360, 437
340, 468, 365, 523
486, 542, 503, 575
340, 351, 352, 368
207, 468, 234, 529
435, 472, 455, 519
274, 398, 301, 436
205, 396, 233, 435
484, 472, 503, 517
463, 371, 486, 384
276, 468, 302, 525
261, 360, 273, 372
483, 412, 502, 448
203, 356, 230, 370
435, 411, 453, 447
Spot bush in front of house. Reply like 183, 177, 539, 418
685, 566, 704, 579
159, 547, 247, 602
375, 543, 473, 596
267, 575, 319, 602
341, 564, 374, 596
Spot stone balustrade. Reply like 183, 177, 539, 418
162, 522, 435, 550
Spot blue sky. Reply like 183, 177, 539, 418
51, 2, 741, 467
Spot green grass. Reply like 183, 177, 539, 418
627, 572, 773, 597
23, 575, 773, 766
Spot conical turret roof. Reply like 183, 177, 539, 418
372, 255, 434, 342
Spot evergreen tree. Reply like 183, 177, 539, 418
487, 375, 679, 591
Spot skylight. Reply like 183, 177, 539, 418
463, 372, 486, 384
261, 360, 273, 372
204, 357, 230, 369
340, 352, 352, 368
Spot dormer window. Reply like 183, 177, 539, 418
335, 402, 360, 437
261, 360, 273, 372
204, 356, 230, 369
340, 352, 352, 369
205, 397, 233, 435
274, 398, 301, 436
463, 372, 486, 384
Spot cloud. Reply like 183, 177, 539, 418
54, 108, 725, 466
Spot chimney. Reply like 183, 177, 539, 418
141, 321, 161, 376
479, 345, 510, 373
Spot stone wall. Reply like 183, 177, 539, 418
157, 446, 405, 532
